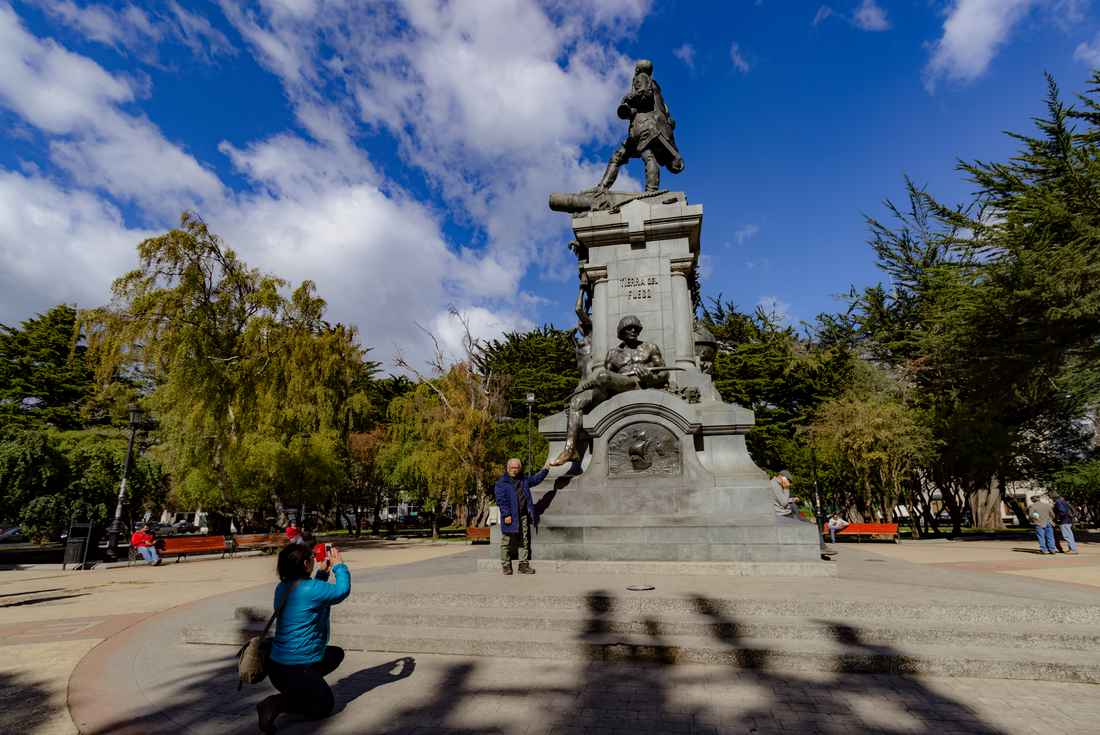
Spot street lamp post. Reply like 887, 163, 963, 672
526, 393, 536, 472
104, 404, 144, 563
810, 446, 825, 537
298, 431, 310, 527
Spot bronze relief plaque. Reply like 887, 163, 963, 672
608, 422, 681, 475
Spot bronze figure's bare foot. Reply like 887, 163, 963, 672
550, 447, 580, 466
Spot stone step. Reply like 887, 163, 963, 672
181, 621, 1100, 683
341, 591, 1100, 625
228, 604, 1100, 651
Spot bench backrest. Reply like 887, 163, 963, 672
234, 533, 290, 546
466, 527, 491, 538
841, 523, 898, 533
161, 536, 228, 552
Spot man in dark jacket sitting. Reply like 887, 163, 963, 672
494, 458, 550, 575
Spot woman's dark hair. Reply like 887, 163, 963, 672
276, 543, 312, 582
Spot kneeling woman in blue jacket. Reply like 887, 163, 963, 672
257, 543, 351, 733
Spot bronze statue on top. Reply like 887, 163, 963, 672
595, 59, 684, 194
550, 315, 669, 467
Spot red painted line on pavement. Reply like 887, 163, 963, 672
68, 582, 269, 735
0, 613, 150, 644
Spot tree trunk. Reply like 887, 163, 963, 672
372, 488, 384, 536
470, 477, 491, 527
270, 488, 291, 528
454, 499, 471, 527
938, 482, 963, 535
971, 476, 1006, 530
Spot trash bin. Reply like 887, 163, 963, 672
63, 537, 87, 568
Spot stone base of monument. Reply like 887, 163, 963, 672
524, 390, 825, 567
476, 556, 835, 577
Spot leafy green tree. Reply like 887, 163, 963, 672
810, 392, 936, 531
699, 299, 854, 475
83, 212, 373, 530
826, 73, 1100, 530
0, 305, 94, 430
391, 309, 513, 535
0, 427, 166, 542
476, 325, 579, 467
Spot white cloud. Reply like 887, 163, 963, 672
1075, 31, 1100, 66
673, 43, 695, 70
757, 295, 795, 325
735, 224, 760, 246
730, 41, 752, 73
923, 0, 1043, 91
0, 170, 159, 321
41, 0, 237, 64
0, 5, 224, 214
697, 254, 714, 280
852, 0, 891, 31
813, 6, 837, 25
0, 1, 657, 372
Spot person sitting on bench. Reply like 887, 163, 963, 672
131, 524, 162, 566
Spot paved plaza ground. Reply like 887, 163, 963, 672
1, 534, 1098, 735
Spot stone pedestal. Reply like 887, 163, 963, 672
528, 191, 822, 564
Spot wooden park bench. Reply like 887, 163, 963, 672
129, 535, 232, 566
466, 527, 491, 544
233, 532, 303, 554
825, 523, 900, 543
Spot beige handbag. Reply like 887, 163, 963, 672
237, 579, 303, 690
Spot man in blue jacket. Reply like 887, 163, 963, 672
495, 457, 550, 575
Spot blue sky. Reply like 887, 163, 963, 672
1, 0, 1098, 369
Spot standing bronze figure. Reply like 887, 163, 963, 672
594, 60, 685, 194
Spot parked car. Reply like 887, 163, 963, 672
397, 515, 423, 529
169, 521, 201, 534
0, 526, 25, 543
145, 521, 178, 536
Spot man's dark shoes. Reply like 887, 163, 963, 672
518, 562, 536, 574
502, 564, 513, 575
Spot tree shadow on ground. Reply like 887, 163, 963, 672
0, 670, 64, 733
517, 590, 1011, 734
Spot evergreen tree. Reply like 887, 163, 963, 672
0, 305, 94, 430
699, 299, 854, 475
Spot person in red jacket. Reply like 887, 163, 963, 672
131, 524, 161, 565
286, 519, 306, 546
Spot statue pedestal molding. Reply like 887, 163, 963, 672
523, 191, 823, 566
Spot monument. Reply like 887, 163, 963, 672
526, 60, 823, 567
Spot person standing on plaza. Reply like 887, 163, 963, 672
771, 470, 837, 557
130, 523, 161, 565
1051, 492, 1079, 555
1028, 494, 1057, 554
495, 458, 551, 575
257, 542, 351, 733
827, 514, 850, 544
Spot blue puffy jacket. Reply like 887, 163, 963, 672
269, 564, 350, 665
494, 468, 548, 534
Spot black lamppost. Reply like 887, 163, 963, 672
105, 404, 144, 563
297, 431, 310, 526
525, 392, 536, 473
810, 445, 825, 537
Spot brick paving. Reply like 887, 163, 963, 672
84, 642, 1100, 734
5, 539, 1100, 734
